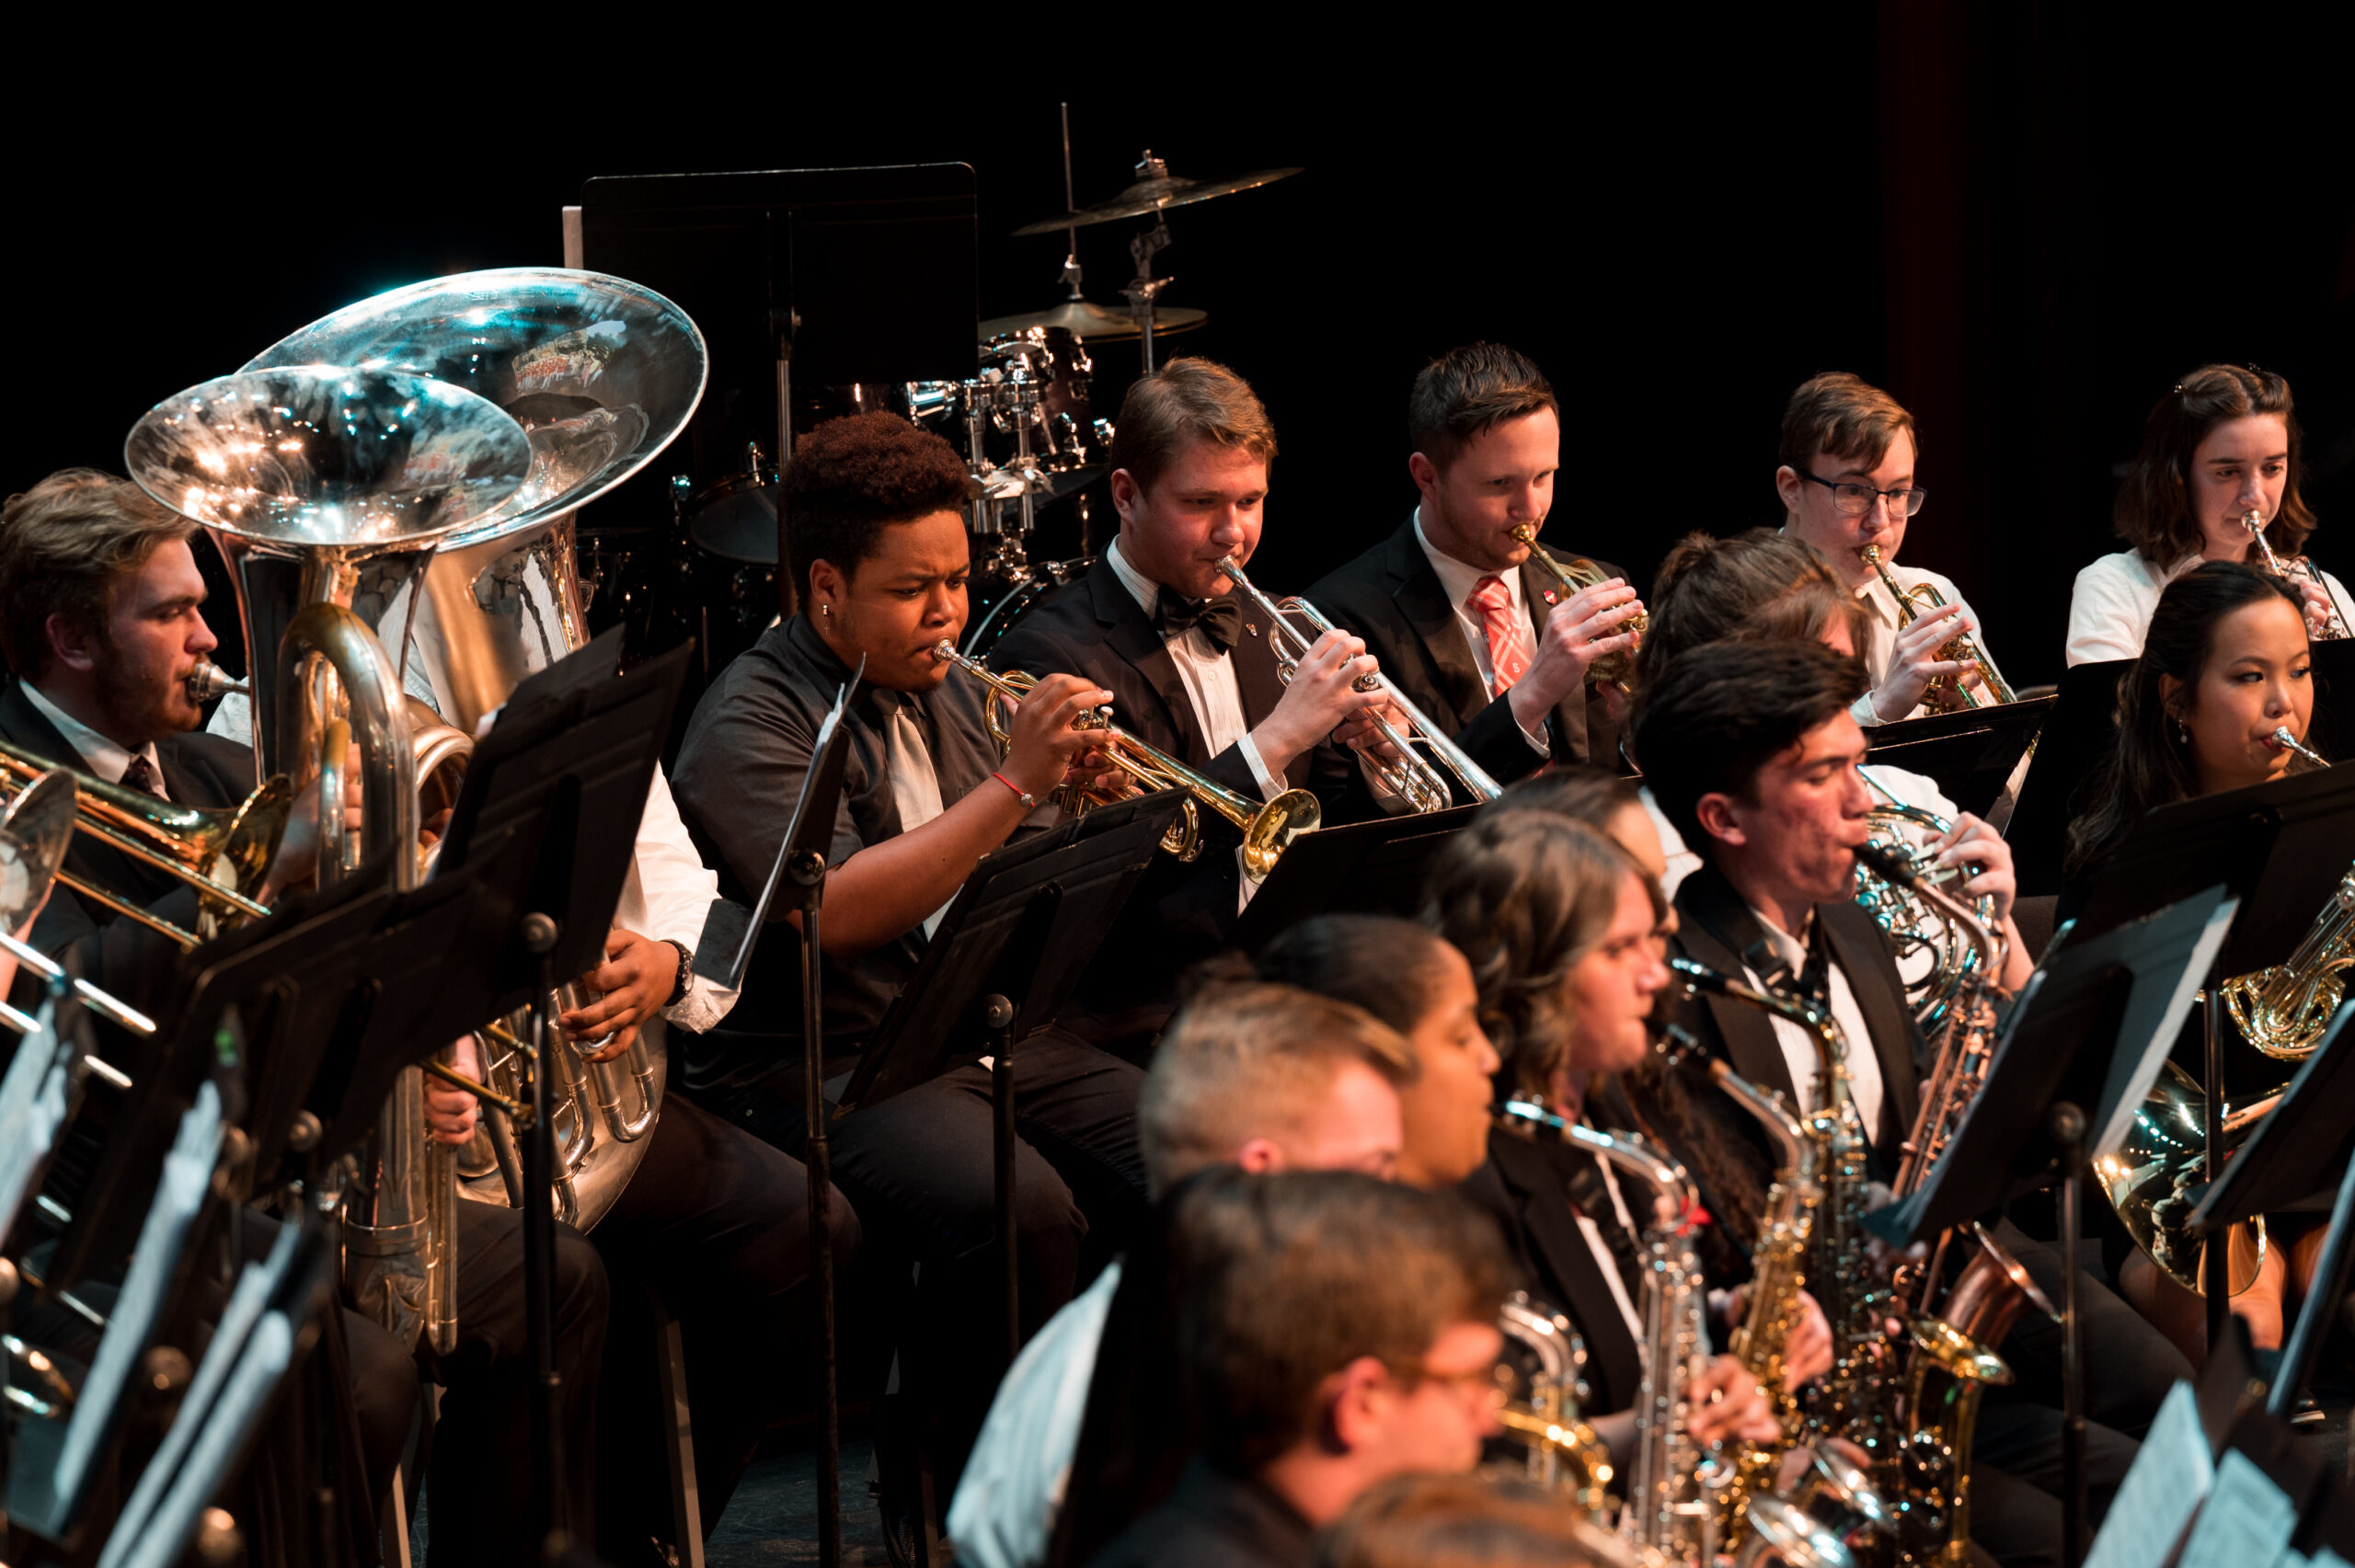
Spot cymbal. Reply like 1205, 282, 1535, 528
1012, 163, 1303, 236
979, 299, 1209, 342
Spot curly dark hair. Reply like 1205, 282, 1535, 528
1422, 810, 1660, 1096
780, 412, 971, 606
2063, 560, 2313, 876
2115, 365, 2317, 566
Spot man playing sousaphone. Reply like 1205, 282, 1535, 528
0, 466, 831, 1566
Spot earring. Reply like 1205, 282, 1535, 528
2177, 720, 2188, 743
820, 602, 831, 618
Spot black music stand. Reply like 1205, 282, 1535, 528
2187, 1001, 2355, 1419
1861, 693, 2053, 821
0, 979, 90, 1247
2001, 658, 2131, 899
2067, 760, 2355, 1340
2303, 636, 2355, 763
706, 664, 858, 1568
1867, 884, 2239, 1568
1225, 804, 1477, 954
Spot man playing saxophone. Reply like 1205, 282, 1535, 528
1775, 373, 2014, 721
1632, 639, 2170, 1565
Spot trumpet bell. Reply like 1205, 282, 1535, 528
0, 771, 78, 932
1243, 789, 1320, 881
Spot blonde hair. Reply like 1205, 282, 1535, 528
0, 469, 197, 677
1105, 357, 1278, 495
1141, 982, 1418, 1195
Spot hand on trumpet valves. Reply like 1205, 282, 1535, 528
559, 926, 674, 1061
2290, 572, 2338, 638
1511, 577, 1645, 724
1870, 600, 1978, 721
1251, 626, 1384, 776
1003, 673, 1120, 799
423, 1034, 485, 1147
1688, 1356, 1782, 1447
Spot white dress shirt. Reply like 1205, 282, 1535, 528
203, 692, 738, 1030
945, 1259, 1123, 1568
2066, 548, 2355, 667
1847, 558, 2007, 727
1641, 764, 1958, 901
24, 682, 168, 799
1103, 538, 1283, 801
1411, 508, 1553, 756
1741, 905, 1885, 1138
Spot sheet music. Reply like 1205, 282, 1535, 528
2085, 1382, 2213, 1568
2095, 893, 2240, 1159
2176, 1449, 2295, 1568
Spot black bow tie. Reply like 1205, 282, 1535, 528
1156, 593, 1244, 653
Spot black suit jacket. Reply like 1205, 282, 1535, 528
1306, 515, 1626, 804
1, 677, 246, 988
1648, 862, 1924, 1255
990, 555, 1358, 1022
1459, 1129, 1644, 1416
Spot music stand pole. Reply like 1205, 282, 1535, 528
2202, 986, 2231, 1348
522, 910, 569, 1555
2051, 1102, 2088, 1568
790, 851, 843, 1568
982, 993, 1018, 1368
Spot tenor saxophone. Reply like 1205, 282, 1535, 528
1666, 956, 1895, 1471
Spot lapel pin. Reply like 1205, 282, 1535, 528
1543, 589, 1559, 605
1246, 623, 1259, 636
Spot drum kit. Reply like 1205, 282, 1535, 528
649, 111, 1302, 667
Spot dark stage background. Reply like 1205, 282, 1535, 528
6, 9, 2348, 701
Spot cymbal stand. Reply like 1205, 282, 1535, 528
1055, 103, 1084, 304
1122, 194, 1175, 372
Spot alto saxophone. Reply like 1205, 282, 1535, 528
1501, 1102, 1722, 1562
1495, 1292, 1615, 1522
1860, 544, 2015, 708
1666, 956, 1895, 1473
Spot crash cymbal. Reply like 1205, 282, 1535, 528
979, 299, 1209, 342
1012, 155, 1303, 236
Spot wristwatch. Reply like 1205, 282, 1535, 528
663, 939, 693, 1008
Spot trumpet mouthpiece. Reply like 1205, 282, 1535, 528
184, 660, 246, 704
2273, 727, 2329, 767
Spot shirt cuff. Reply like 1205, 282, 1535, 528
1237, 733, 1283, 804
1517, 715, 1551, 756
1849, 692, 1885, 728
665, 972, 739, 1034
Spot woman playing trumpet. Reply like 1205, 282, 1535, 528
2067, 364, 2349, 666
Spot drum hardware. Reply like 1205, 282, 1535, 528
1015, 148, 1300, 371
961, 556, 1095, 659
976, 298, 1208, 344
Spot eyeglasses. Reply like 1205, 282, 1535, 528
1799, 470, 1929, 520
1394, 1359, 1510, 1410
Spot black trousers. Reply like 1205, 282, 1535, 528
589, 1091, 858, 1561
1988, 1219, 2191, 1438
415, 1200, 609, 1567
694, 1026, 1148, 1495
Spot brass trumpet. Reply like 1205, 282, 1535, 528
1212, 555, 1500, 809
1511, 524, 1646, 695
1860, 544, 2015, 708
930, 641, 1319, 881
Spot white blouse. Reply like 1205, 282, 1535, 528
2066, 548, 2354, 667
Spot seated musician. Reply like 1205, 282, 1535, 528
2067, 364, 2346, 665
949, 981, 1419, 1568
665, 411, 1147, 1521
1418, 817, 1793, 1464
1085, 1169, 1513, 1568
1308, 340, 1643, 795
988, 358, 1391, 1039
2063, 559, 2326, 1361
1311, 1471, 1618, 1568
0, 468, 609, 1566
1775, 372, 2012, 721
1635, 639, 2163, 1563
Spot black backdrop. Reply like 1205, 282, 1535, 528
6, 8, 2348, 696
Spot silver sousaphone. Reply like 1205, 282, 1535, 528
240, 268, 709, 1230
127, 366, 533, 1353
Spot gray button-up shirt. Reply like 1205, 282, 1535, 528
669, 613, 1021, 1089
